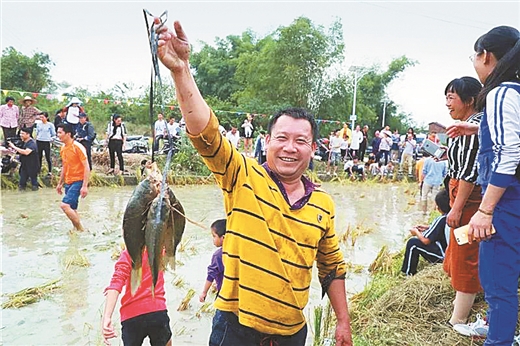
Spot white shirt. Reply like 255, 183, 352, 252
226, 131, 240, 148
167, 122, 179, 137
154, 119, 167, 136
66, 106, 80, 124
350, 130, 363, 150
329, 136, 343, 153
106, 122, 126, 140
402, 139, 417, 155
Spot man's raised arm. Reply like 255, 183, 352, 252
156, 19, 210, 135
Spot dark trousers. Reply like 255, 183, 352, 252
154, 135, 165, 152
80, 140, 92, 170
19, 164, 38, 189
2, 126, 17, 145
37, 140, 52, 172
380, 150, 390, 165
359, 143, 367, 161
209, 310, 307, 346
108, 139, 124, 170
121, 310, 172, 346
401, 238, 444, 275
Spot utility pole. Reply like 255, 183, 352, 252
382, 97, 388, 128
349, 66, 367, 131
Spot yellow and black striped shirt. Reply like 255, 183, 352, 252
189, 111, 346, 335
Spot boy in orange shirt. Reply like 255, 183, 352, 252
56, 123, 90, 231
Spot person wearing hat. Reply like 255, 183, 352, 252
75, 112, 95, 170
8, 127, 40, 191
62, 97, 84, 134
35, 111, 56, 175
0, 96, 19, 145
18, 95, 41, 135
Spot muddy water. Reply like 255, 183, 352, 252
1, 182, 423, 345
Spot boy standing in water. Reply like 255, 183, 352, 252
199, 219, 226, 302
56, 123, 89, 231
102, 248, 172, 346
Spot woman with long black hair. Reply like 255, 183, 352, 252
105, 114, 126, 174
447, 26, 520, 345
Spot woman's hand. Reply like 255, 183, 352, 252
468, 211, 494, 244
446, 122, 479, 138
156, 19, 190, 73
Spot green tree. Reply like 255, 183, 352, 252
190, 31, 257, 103
1, 47, 54, 92
234, 17, 344, 112
316, 56, 417, 136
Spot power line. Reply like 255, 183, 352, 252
361, 2, 497, 31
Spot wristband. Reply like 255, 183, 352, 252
478, 208, 493, 216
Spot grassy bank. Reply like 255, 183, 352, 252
347, 246, 497, 346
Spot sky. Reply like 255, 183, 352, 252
1, 1, 519, 128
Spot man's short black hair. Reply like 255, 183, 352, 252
19, 127, 32, 135
435, 189, 451, 214
267, 108, 318, 142
5, 96, 15, 103
57, 123, 74, 136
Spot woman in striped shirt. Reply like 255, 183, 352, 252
443, 76, 483, 327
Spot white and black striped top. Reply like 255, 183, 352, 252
447, 112, 482, 183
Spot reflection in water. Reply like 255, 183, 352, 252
1, 182, 423, 345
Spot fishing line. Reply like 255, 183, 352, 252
143, 9, 177, 224
168, 204, 207, 230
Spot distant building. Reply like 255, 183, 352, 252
428, 122, 446, 134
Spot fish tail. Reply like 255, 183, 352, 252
169, 255, 176, 271
130, 267, 142, 296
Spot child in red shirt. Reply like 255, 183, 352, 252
102, 249, 172, 346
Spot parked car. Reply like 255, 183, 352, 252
123, 135, 150, 154
94, 135, 150, 154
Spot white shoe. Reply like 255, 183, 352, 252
453, 314, 488, 338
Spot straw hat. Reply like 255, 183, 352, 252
19, 95, 37, 105
66, 96, 83, 107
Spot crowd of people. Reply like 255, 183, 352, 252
313, 124, 444, 183
0, 96, 149, 181
2, 16, 519, 346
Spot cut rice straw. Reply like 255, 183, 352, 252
177, 288, 196, 311
2, 278, 61, 309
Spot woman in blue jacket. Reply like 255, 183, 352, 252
449, 25, 520, 345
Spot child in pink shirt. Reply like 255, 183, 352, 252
102, 249, 172, 346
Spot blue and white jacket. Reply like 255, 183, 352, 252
477, 82, 520, 211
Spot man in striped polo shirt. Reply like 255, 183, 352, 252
156, 19, 352, 346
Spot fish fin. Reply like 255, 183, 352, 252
130, 267, 142, 296
163, 254, 176, 271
